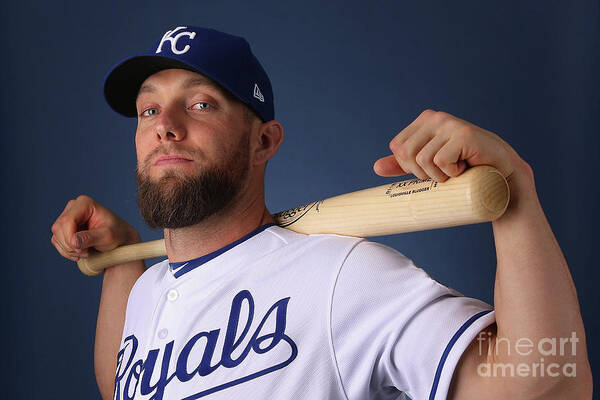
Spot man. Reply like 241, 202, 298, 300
51, 26, 592, 399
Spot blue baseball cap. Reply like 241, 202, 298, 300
104, 26, 274, 122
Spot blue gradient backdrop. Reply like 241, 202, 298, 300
2, 1, 598, 397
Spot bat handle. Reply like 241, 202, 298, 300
77, 239, 167, 276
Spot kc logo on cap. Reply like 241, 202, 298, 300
156, 26, 196, 55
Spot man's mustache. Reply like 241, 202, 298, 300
141, 146, 205, 169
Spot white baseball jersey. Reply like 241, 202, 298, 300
114, 224, 495, 400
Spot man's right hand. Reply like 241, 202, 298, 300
51, 195, 144, 398
51, 195, 140, 262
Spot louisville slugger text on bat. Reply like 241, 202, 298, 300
77, 165, 509, 276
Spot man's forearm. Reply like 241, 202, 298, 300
94, 261, 145, 400
490, 162, 592, 397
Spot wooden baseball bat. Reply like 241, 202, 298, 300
77, 165, 509, 276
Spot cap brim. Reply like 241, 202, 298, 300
104, 55, 200, 117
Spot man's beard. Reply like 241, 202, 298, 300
136, 134, 250, 229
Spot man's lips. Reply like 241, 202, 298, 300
154, 155, 193, 166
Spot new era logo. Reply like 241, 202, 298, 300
253, 84, 265, 102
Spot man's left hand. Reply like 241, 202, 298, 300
374, 109, 527, 183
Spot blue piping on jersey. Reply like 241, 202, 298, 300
428, 309, 493, 400
169, 223, 276, 278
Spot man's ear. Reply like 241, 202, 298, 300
252, 120, 284, 165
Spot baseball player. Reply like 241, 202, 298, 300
50, 26, 592, 399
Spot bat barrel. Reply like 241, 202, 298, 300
473, 167, 510, 218
274, 165, 509, 237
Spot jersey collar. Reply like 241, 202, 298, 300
168, 223, 276, 278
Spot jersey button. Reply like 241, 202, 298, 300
167, 289, 179, 302
158, 328, 168, 339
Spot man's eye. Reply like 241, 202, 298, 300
141, 108, 159, 117
191, 102, 212, 110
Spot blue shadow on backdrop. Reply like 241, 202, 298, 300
2, 1, 598, 398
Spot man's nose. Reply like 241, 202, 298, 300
155, 107, 186, 141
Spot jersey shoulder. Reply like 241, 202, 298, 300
127, 258, 170, 301
266, 225, 366, 264
267, 225, 363, 246
336, 238, 459, 297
